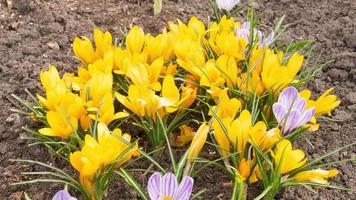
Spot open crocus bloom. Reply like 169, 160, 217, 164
52, 190, 77, 200
147, 172, 194, 200
273, 86, 315, 134
216, 0, 241, 12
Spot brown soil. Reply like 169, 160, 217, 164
0, 0, 355, 199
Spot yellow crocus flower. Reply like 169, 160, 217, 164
175, 37, 205, 79
199, 60, 225, 91
146, 30, 174, 63
300, 88, 340, 116
237, 71, 265, 96
249, 122, 281, 151
261, 51, 304, 93
273, 139, 307, 174
229, 110, 252, 154
291, 169, 338, 184
73, 36, 96, 64
93, 28, 113, 58
214, 31, 246, 60
88, 93, 129, 126
160, 75, 196, 113
187, 123, 209, 161
126, 26, 146, 55
126, 57, 163, 91
210, 89, 241, 119
215, 55, 239, 88
39, 111, 78, 139
39, 65, 61, 92
116, 85, 161, 121
70, 123, 139, 191
84, 73, 113, 108
73, 28, 113, 65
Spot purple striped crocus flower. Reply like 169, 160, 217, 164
147, 172, 194, 200
235, 21, 274, 47
273, 87, 315, 134
52, 190, 77, 200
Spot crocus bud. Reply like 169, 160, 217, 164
187, 123, 209, 161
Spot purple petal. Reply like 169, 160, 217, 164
160, 172, 178, 198
293, 98, 306, 111
148, 172, 162, 200
242, 21, 250, 29
273, 103, 287, 123
283, 110, 299, 134
257, 30, 263, 44
262, 31, 274, 47
297, 107, 315, 127
52, 190, 76, 200
279, 87, 299, 107
173, 176, 194, 200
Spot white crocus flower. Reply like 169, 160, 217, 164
216, 0, 241, 12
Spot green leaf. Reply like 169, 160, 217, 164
117, 168, 149, 200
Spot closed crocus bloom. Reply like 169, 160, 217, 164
213, 117, 233, 156
216, 0, 241, 12
187, 16, 206, 39
238, 159, 251, 181
126, 26, 145, 55
39, 111, 78, 139
40, 65, 61, 92
216, 55, 239, 87
273, 139, 307, 174
187, 123, 209, 161
229, 110, 252, 154
292, 169, 338, 184
73, 36, 96, 64
146, 33, 169, 63
147, 172, 194, 200
175, 125, 194, 147
85, 73, 113, 108
273, 86, 315, 134
93, 28, 113, 57
70, 136, 100, 190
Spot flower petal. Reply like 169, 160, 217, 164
160, 172, 178, 198
52, 190, 76, 200
272, 103, 286, 123
279, 86, 298, 107
173, 176, 194, 200
283, 110, 299, 134
297, 107, 315, 127
147, 172, 162, 200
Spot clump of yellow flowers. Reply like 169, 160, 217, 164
12, 4, 353, 200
